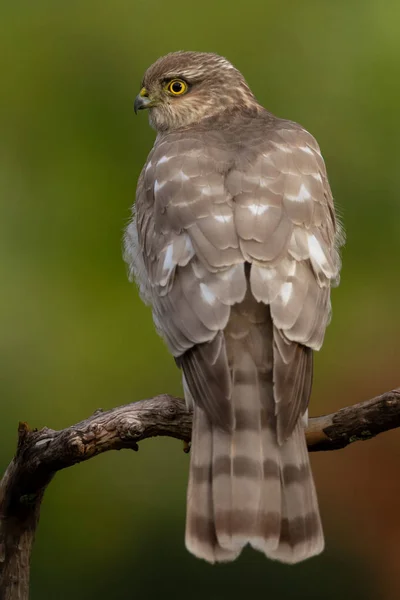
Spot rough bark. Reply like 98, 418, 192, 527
1, 388, 399, 600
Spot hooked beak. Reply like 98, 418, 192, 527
134, 87, 152, 114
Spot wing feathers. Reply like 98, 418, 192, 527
179, 332, 234, 431
128, 116, 341, 565
273, 329, 313, 443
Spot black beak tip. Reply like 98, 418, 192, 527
134, 94, 150, 114
134, 97, 141, 114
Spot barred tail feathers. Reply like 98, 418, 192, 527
185, 303, 323, 563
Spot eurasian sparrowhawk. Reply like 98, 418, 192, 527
124, 51, 343, 563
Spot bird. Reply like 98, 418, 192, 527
124, 51, 343, 564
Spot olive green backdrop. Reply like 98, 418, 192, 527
1, 1, 399, 598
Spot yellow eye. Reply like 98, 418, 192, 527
167, 79, 188, 96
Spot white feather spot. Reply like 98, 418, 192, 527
287, 261, 297, 277
201, 187, 213, 196
259, 177, 274, 188
201, 184, 224, 196
219, 266, 235, 281
259, 267, 276, 280
300, 145, 314, 155
214, 214, 232, 223
287, 183, 311, 202
248, 203, 269, 216
163, 243, 175, 273
312, 172, 323, 182
200, 283, 216, 305
308, 234, 328, 268
272, 142, 292, 153
174, 171, 190, 182
184, 235, 194, 256
145, 160, 152, 172
154, 179, 165, 193
279, 282, 293, 306
157, 155, 171, 165
175, 235, 195, 267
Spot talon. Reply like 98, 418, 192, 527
183, 440, 191, 454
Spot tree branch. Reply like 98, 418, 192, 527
1, 388, 399, 599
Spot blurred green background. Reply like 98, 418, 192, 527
1, 0, 399, 598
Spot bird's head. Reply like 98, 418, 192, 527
134, 51, 257, 132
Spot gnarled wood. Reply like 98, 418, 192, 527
1, 388, 399, 599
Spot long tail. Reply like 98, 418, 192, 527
185, 304, 324, 564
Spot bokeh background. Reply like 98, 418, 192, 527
1, 1, 399, 598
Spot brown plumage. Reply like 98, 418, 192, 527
124, 51, 343, 563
